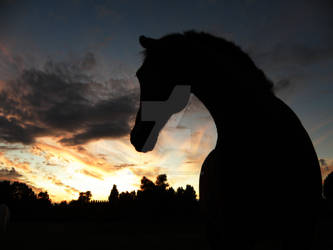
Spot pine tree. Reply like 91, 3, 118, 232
108, 184, 119, 204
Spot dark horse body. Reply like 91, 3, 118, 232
130, 31, 322, 249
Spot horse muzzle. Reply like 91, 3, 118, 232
130, 120, 157, 152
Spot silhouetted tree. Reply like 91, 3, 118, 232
176, 187, 185, 198
166, 186, 176, 199
69, 199, 78, 206
0, 181, 37, 219
184, 185, 197, 201
176, 185, 197, 205
37, 191, 50, 201
153, 174, 171, 210
324, 172, 333, 201
0, 181, 11, 203
119, 191, 136, 202
167, 186, 175, 195
78, 191, 92, 204
0, 174, 201, 220
11, 181, 37, 202
140, 176, 155, 191
0, 180, 37, 204
137, 176, 158, 213
59, 201, 67, 207
37, 191, 51, 207
108, 184, 119, 205
155, 174, 169, 190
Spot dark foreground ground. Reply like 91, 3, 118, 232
2, 217, 209, 250
2, 207, 333, 250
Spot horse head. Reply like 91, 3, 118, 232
130, 35, 191, 152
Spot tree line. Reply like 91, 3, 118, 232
0, 174, 199, 221
3, 171, 333, 221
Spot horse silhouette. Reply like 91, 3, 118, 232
130, 31, 322, 250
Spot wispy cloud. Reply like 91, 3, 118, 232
0, 152, 31, 172
320, 158, 333, 181
314, 129, 333, 146
81, 169, 104, 180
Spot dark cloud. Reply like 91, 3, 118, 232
0, 52, 139, 145
0, 167, 22, 179
0, 116, 47, 144
0, 145, 24, 150
79, 52, 96, 71
57, 94, 137, 145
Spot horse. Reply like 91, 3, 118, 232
130, 31, 322, 250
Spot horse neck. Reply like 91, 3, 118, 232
191, 83, 275, 147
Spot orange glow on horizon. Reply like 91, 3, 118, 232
0, 95, 217, 203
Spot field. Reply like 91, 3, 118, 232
3, 207, 333, 250
3, 218, 209, 249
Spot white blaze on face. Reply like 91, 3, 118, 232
0, 204, 10, 233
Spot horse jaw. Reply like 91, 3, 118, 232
130, 120, 158, 153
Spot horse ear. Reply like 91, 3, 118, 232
139, 36, 156, 49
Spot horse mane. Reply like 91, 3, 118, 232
141, 30, 274, 94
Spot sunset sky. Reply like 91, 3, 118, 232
0, 0, 332, 203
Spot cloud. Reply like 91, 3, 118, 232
81, 169, 104, 180
0, 152, 31, 171
0, 167, 22, 180
130, 166, 161, 180
320, 159, 328, 167
47, 175, 80, 194
77, 52, 96, 71
0, 144, 25, 151
320, 158, 333, 181
0, 42, 25, 79
0, 116, 47, 144
30, 140, 115, 174
314, 129, 333, 146
310, 118, 333, 134
113, 163, 137, 169
0, 52, 139, 146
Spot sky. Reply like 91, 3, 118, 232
0, 0, 332, 203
